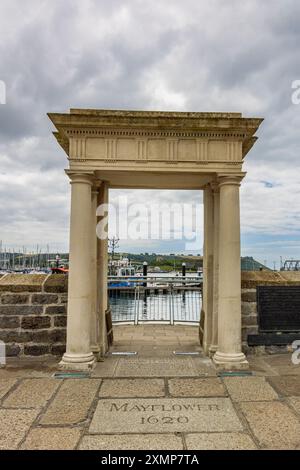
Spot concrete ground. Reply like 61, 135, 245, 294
0, 324, 300, 450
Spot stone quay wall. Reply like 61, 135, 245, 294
0, 273, 67, 358
0, 271, 299, 358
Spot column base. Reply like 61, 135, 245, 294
208, 344, 218, 358
202, 341, 211, 356
213, 351, 249, 371
59, 352, 96, 371
91, 346, 104, 362
91, 344, 101, 354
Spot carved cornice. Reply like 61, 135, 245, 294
53, 131, 69, 154
48, 109, 263, 163
63, 128, 248, 139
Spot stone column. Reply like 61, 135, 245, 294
202, 184, 214, 355
209, 182, 219, 355
97, 182, 109, 357
60, 172, 95, 370
90, 182, 101, 356
213, 175, 248, 370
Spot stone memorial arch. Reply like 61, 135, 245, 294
48, 109, 263, 371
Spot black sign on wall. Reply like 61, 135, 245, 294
257, 286, 300, 332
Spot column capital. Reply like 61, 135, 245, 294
203, 183, 213, 192
210, 181, 220, 193
91, 177, 103, 193
65, 170, 94, 185
217, 173, 246, 187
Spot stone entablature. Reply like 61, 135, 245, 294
48, 109, 262, 174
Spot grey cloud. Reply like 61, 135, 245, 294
0, 0, 299, 261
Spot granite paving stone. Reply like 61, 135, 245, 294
114, 357, 199, 377
0, 409, 39, 449
3, 378, 59, 408
185, 432, 257, 450
247, 357, 279, 377
21, 427, 82, 450
168, 378, 226, 397
224, 377, 278, 402
262, 355, 300, 376
79, 434, 183, 450
191, 357, 217, 375
288, 397, 300, 415
239, 401, 300, 449
0, 377, 17, 399
39, 379, 100, 425
268, 376, 300, 396
99, 379, 165, 398
92, 358, 120, 377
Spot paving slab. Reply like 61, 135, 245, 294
271, 366, 300, 376
263, 354, 294, 367
0, 368, 52, 379
262, 355, 300, 376
3, 378, 59, 408
89, 397, 243, 434
268, 376, 300, 396
168, 378, 226, 397
247, 357, 279, 377
79, 434, 183, 450
239, 401, 300, 449
115, 357, 199, 377
99, 379, 165, 398
92, 358, 119, 377
288, 397, 300, 416
0, 409, 39, 449
224, 377, 278, 402
21, 427, 82, 450
185, 432, 257, 450
0, 362, 58, 379
193, 360, 217, 376
39, 379, 100, 425
0, 377, 17, 399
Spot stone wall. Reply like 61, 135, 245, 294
0, 273, 67, 357
1, 271, 300, 358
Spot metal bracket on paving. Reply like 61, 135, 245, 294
53, 371, 92, 379
173, 351, 201, 356
217, 371, 253, 377
110, 351, 138, 356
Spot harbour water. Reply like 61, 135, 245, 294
109, 272, 202, 324
110, 290, 201, 323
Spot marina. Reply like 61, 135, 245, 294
109, 276, 202, 324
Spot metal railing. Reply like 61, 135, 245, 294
108, 276, 202, 325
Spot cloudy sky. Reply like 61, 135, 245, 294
0, 0, 299, 268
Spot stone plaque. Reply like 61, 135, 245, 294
89, 398, 243, 433
257, 286, 300, 332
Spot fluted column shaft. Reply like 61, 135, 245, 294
60, 172, 95, 370
97, 182, 109, 357
213, 175, 248, 370
202, 185, 214, 354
